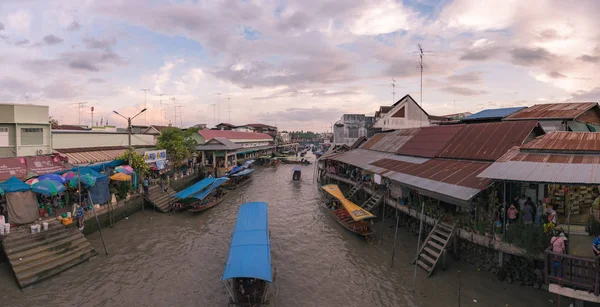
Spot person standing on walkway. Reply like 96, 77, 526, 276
143, 177, 149, 195
535, 200, 544, 225
551, 230, 566, 277
523, 200, 534, 225
593, 233, 600, 257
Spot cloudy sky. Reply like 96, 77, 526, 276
0, 0, 599, 131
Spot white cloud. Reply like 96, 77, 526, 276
441, 0, 519, 31
350, 0, 411, 35
6, 10, 32, 34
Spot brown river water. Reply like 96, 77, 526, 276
0, 153, 576, 306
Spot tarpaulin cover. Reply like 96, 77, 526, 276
0, 158, 27, 181
75, 166, 108, 180
6, 190, 39, 224
231, 168, 255, 177
192, 177, 229, 200
0, 176, 31, 193
173, 178, 216, 199
89, 176, 111, 205
227, 166, 244, 176
321, 184, 376, 221
222, 202, 272, 282
89, 160, 124, 172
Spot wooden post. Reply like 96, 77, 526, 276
453, 235, 460, 261
442, 249, 447, 270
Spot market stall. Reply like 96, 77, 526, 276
0, 176, 39, 224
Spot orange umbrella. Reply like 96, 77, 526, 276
109, 173, 131, 181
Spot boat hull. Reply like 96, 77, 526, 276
322, 203, 375, 237
187, 193, 227, 213
225, 177, 251, 190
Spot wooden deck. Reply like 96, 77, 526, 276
545, 246, 599, 300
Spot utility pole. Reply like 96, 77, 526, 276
140, 89, 150, 125
75, 102, 88, 125
113, 108, 147, 149
418, 44, 424, 108
91, 106, 94, 127
171, 97, 177, 127
391, 78, 396, 104
215, 93, 222, 123
156, 94, 166, 126
227, 95, 231, 123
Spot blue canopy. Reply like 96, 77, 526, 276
0, 176, 31, 193
293, 166, 302, 172
192, 177, 229, 200
31, 179, 66, 196
222, 202, 272, 282
173, 178, 216, 199
38, 173, 67, 184
72, 166, 108, 180
231, 168, 254, 177
227, 166, 244, 176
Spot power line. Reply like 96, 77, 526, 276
156, 94, 167, 126
140, 89, 150, 125
74, 101, 88, 125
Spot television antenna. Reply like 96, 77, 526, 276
156, 94, 167, 126
391, 78, 396, 104
140, 89, 150, 125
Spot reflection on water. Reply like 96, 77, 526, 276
1, 153, 561, 306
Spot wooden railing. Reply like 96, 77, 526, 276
544, 247, 600, 296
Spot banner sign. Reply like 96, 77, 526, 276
144, 150, 167, 163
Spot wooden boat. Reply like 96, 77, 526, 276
292, 166, 301, 180
171, 177, 229, 212
225, 169, 254, 190
188, 191, 227, 213
222, 202, 272, 306
321, 184, 376, 237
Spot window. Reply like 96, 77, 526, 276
0, 127, 8, 147
392, 106, 405, 118
20, 128, 43, 145
348, 127, 359, 138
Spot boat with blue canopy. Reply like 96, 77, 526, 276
226, 165, 244, 177
226, 168, 254, 190
172, 177, 227, 212
222, 202, 272, 306
187, 177, 229, 213
292, 166, 301, 181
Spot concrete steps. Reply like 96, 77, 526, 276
2, 225, 97, 288
144, 186, 176, 213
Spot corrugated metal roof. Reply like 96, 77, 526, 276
58, 148, 128, 164
396, 125, 464, 158
360, 129, 420, 153
504, 102, 598, 120
567, 121, 591, 132
462, 107, 526, 121
196, 137, 242, 151
521, 131, 600, 152
199, 130, 273, 141
437, 121, 539, 161
478, 161, 600, 184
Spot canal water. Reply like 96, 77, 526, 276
0, 153, 571, 306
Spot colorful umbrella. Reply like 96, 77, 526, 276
0, 187, 4, 196
68, 174, 96, 188
61, 171, 77, 180
115, 165, 134, 175
32, 179, 66, 196
26, 178, 40, 185
38, 173, 67, 184
25, 171, 38, 180
110, 172, 132, 181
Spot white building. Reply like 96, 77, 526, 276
372, 94, 441, 131
0, 103, 52, 158
333, 114, 374, 146
279, 132, 290, 143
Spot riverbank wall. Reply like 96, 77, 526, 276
325, 174, 546, 288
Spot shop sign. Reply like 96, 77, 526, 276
144, 150, 167, 163
240, 142, 270, 148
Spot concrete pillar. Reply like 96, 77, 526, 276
212, 151, 216, 168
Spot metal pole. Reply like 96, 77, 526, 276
458, 270, 461, 307
391, 213, 400, 267
413, 198, 425, 287
380, 185, 386, 241
88, 191, 109, 255
127, 118, 132, 149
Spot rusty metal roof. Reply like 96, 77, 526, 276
360, 129, 420, 153
479, 144, 600, 184
504, 102, 598, 120
521, 131, 600, 153
437, 121, 539, 161
55, 147, 129, 164
396, 125, 464, 158
371, 158, 493, 205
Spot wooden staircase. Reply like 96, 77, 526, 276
414, 218, 456, 277
144, 185, 176, 213
361, 192, 383, 211
2, 224, 97, 288
346, 181, 363, 199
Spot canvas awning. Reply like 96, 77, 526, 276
321, 184, 376, 221
222, 202, 272, 282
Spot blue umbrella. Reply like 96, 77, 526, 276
38, 173, 67, 184
32, 179, 66, 196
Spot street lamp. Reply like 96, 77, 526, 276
113, 108, 147, 149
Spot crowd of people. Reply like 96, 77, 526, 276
500, 195, 553, 227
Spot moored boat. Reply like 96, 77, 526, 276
292, 166, 301, 180
225, 168, 254, 190
187, 177, 229, 213
320, 184, 376, 237
222, 202, 272, 306
171, 177, 226, 212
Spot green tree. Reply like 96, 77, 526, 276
117, 148, 149, 177
156, 127, 197, 166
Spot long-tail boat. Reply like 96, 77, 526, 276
225, 168, 254, 190
187, 177, 229, 213
222, 202, 272, 306
321, 184, 376, 237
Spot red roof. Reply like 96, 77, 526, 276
498, 146, 600, 164
371, 158, 492, 190
198, 130, 273, 140
396, 125, 464, 158
521, 131, 600, 152
504, 102, 598, 120
437, 121, 540, 161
